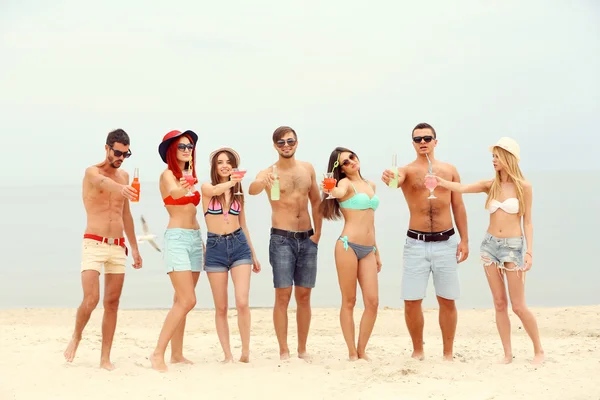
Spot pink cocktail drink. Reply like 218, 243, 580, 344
425, 174, 437, 199
232, 169, 247, 179
425, 175, 437, 190
181, 169, 195, 196
232, 168, 247, 195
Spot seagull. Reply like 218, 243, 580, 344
138, 215, 161, 252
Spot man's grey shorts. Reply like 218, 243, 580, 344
401, 234, 460, 301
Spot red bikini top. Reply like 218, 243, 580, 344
163, 191, 201, 207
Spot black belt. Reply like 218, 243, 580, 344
407, 228, 454, 242
271, 228, 314, 240
207, 228, 242, 238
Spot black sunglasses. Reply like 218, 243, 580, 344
177, 143, 194, 151
110, 146, 132, 158
276, 138, 297, 148
341, 153, 357, 167
412, 136, 434, 143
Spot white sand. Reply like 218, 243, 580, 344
1, 306, 598, 400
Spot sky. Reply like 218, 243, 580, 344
0, 0, 598, 187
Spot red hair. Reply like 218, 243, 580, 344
166, 134, 197, 181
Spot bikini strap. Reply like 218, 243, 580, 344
349, 182, 358, 194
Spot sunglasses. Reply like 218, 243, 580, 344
412, 136, 434, 143
177, 143, 194, 151
110, 146, 132, 158
341, 153, 357, 167
276, 138, 297, 148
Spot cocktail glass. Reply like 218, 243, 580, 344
232, 168, 247, 196
323, 172, 336, 199
181, 169, 195, 197
425, 153, 436, 199
425, 174, 437, 199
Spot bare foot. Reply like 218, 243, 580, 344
280, 352, 290, 361
531, 352, 545, 365
100, 360, 116, 371
239, 354, 250, 363
497, 355, 513, 364
411, 351, 425, 361
64, 337, 81, 362
348, 354, 359, 361
150, 353, 168, 373
358, 353, 371, 362
220, 356, 234, 364
298, 352, 312, 363
171, 355, 194, 365
443, 354, 454, 362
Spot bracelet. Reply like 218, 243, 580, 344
526, 252, 532, 257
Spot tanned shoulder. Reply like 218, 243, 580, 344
120, 169, 130, 184
161, 168, 175, 180
300, 160, 314, 172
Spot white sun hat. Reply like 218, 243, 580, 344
489, 137, 520, 162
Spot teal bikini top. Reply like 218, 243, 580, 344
338, 181, 380, 211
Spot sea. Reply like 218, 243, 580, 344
1, 171, 598, 310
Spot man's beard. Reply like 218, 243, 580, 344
279, 149, 295, 159
109, 156, 122, 168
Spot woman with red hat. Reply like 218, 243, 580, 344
150, 129, 204, 373
201, 146, 261, 363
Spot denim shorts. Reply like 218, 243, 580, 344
163, 228, 204, 273
269, 228, 318, 289
401, 233, 460, 301
480, 232, 524, 270
205, 228, 253, 272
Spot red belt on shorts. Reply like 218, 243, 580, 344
83, 234, 129, 256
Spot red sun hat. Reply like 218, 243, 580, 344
158, 129, 198, 163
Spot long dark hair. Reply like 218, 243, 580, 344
319, 146, 362, 221
209, 150, 244, 208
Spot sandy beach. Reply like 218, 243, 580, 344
1, 306, 598, 400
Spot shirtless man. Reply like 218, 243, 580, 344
248, 126, 322, 361
381, 122, 469, 361
63, 129, 143, 370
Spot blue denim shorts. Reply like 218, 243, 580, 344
163, 228, 204, 273
205, 228, 253, 273
401, 233, 460, 301
480, 232, 524, 271
269, 228, 318, 289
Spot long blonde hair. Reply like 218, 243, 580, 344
485, 147, 526, 216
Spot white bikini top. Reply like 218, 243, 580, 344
488, 198, 519, 214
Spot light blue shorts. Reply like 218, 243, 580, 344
401, 234, 460, 301
163, 228, 204, 273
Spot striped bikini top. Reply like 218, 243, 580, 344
204, 197, 241, 217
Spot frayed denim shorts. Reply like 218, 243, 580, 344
480, 232, 525, 276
